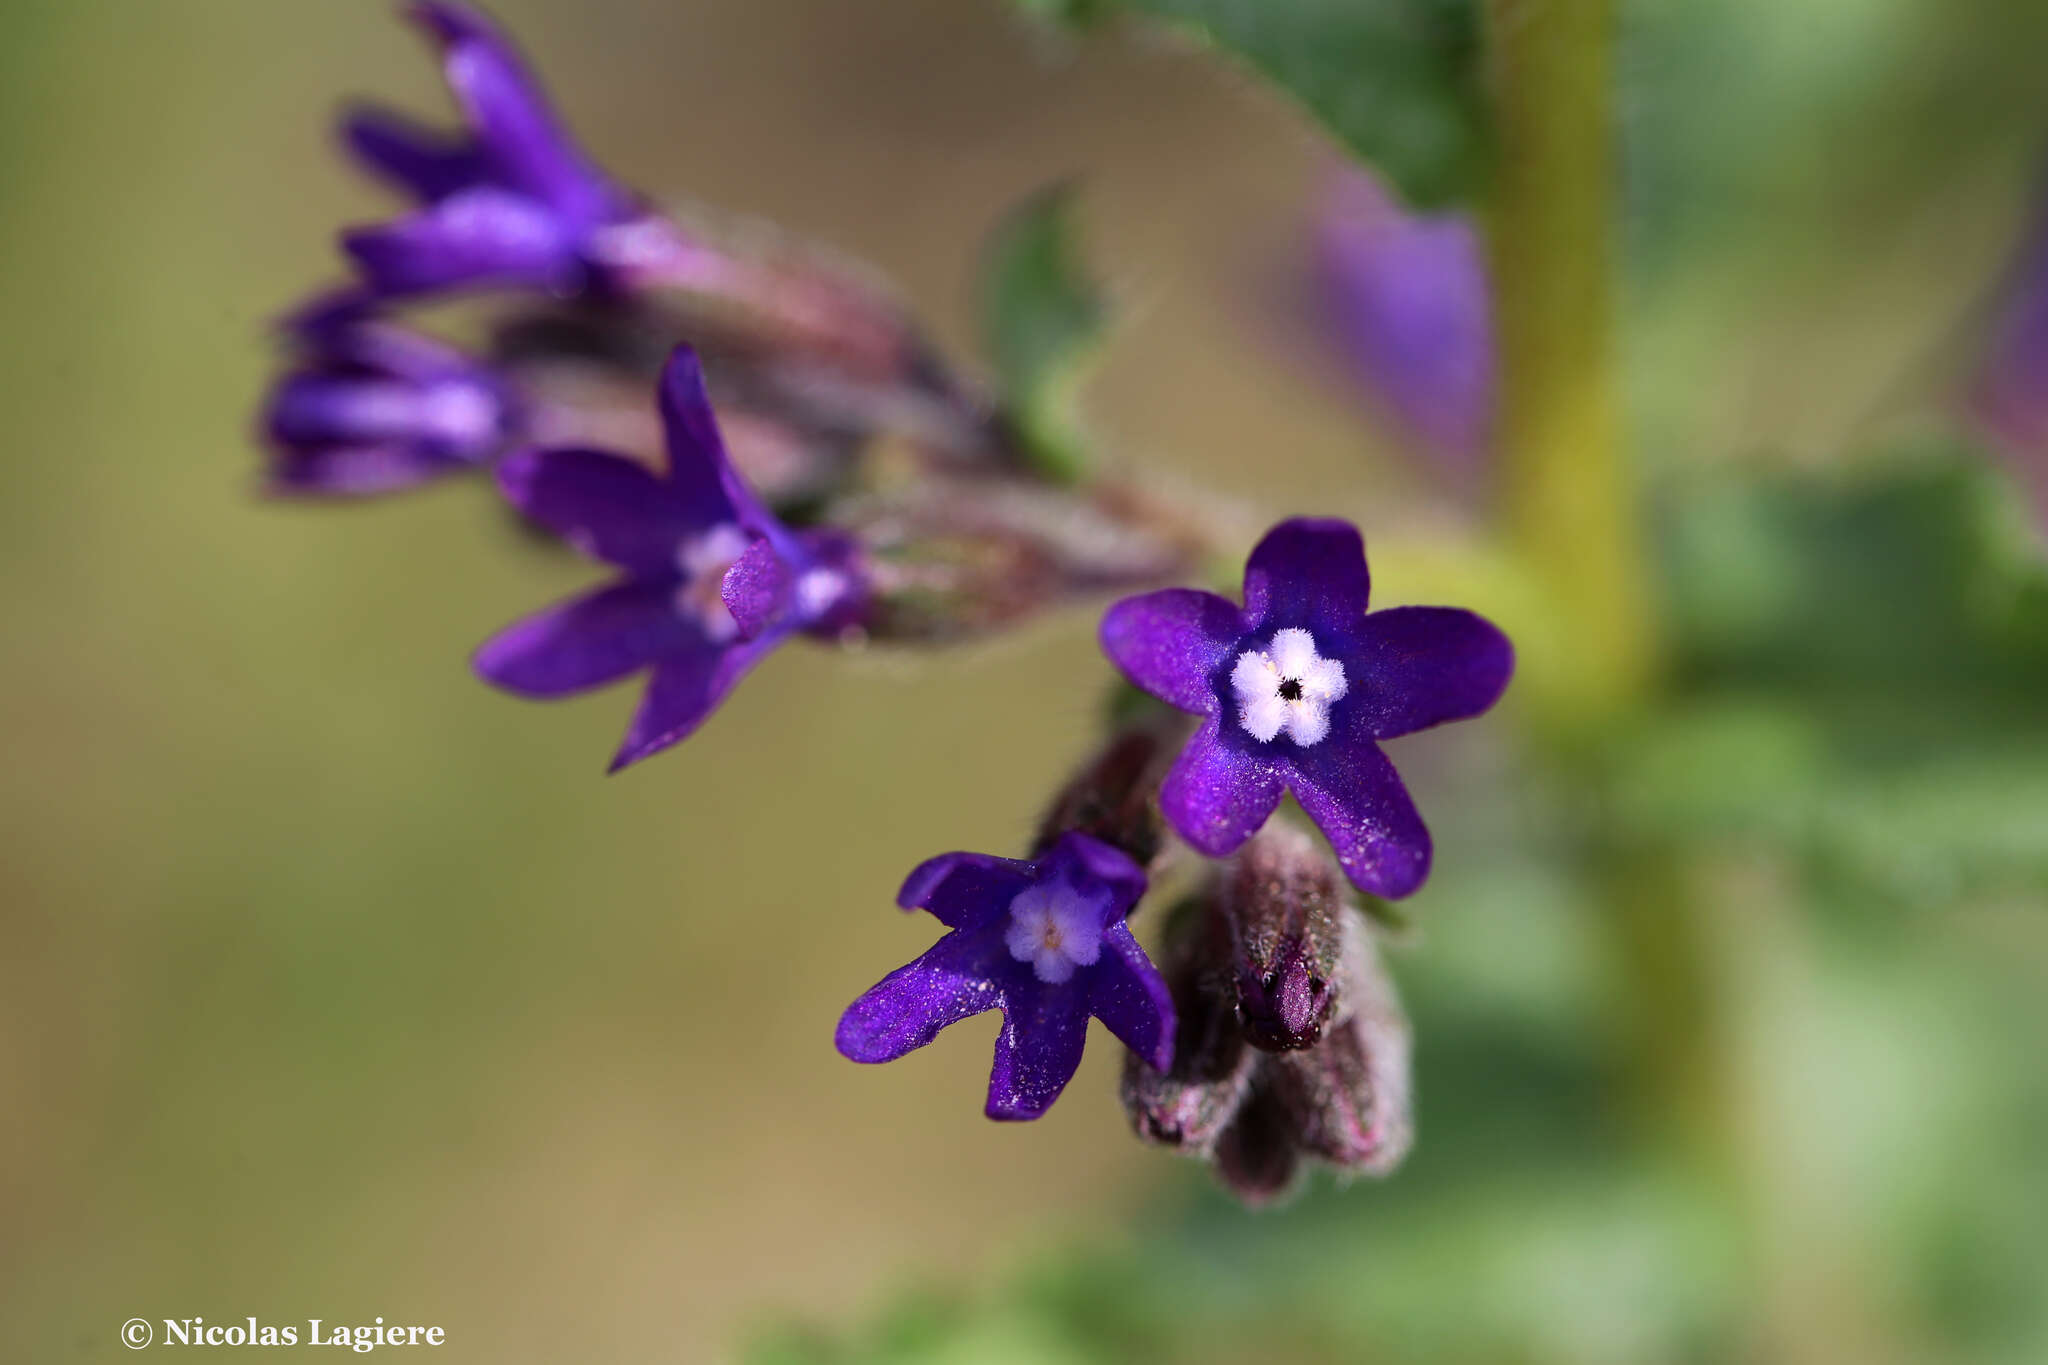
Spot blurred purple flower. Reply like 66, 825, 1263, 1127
339, 1, 702, 303
1316, 171, 1494, 477
836, 831, 1174, 1121
1100, 518, 1512, 899
474, 345, 864, 771
263, 315, 517, 496
1969, 188, 2048, 517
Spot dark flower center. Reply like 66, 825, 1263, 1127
1277, 678, 1304, 702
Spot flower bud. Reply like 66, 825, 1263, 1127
1120, 896, 1254, 1154
1219, 822, 1347, 1051
1033, 709, 1190, 867
1268, 911, 1414, 1176
1210, 1080, 1303, 1207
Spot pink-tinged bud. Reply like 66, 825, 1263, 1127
1269, 914, 1413, 1176
1121, 898, 1254, 1153
1220, 823, 1347, 1051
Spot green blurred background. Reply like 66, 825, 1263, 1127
3, 1, 2046, 1362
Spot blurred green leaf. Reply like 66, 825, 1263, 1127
1016, 0, 1486, 209
980, 183, 1109, 483
1629, 442, 2048, 903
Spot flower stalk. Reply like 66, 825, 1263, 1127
1484, 0, 1656, 728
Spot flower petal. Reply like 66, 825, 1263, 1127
986, 977, 1090, 1120
494, 447, 687, 574
408, 0, 617, 220
1350, 606, 1514, 739
343, 187, 576, 297
1288, 725, 1432, 898
719, 536, 791, 641
1050, 832, 1150, 916
472, 578, 689, 699
655, 346, 774, 532
607, 631, 776, 771
341, 103, 486, 202
1099, 588, 1243, 716
1088, 923, 1176, 1073
266, 445, 460, 498
896, 852, 1039, 931
1241, 518, 1372, 637
835, 929, 1006, 1064
1159, 718, 1286, 857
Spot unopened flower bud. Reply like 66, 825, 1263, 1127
1120, 896, 1253, 1153
1034, 708, 1190, 867
1210, 1080, 1303, 1207
1220, 822, 1347, 1051
1268, 911, 1413, 1176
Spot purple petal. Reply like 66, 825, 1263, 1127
495, 448, 686, 574
896, 852, 1038, 930
1087, 924, 1176, 1073
1159, 718, 1286, 857
266, 444, 458, 498
472, 578, 689, 699
267, 373, 503, 462
1044, 832, 1149, 918
1288, 725, 1431, 898
607, 632, 776, 771
835, 930, 1005, 1064
655, 346, 768, 531
343, 187, 576, 297
986, 977, 1091, 1121
719, 537, 790, 641
1242, 517, 1372, 637
341, 103, 486, 202
1350, 606, 1514, 739
1098, 588, 1243, 716
1318, 171, 1494, 472
409, 0, 617, 221
290, 314, 472, 378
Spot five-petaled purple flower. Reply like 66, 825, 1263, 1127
339, 1, 702, 302
1100, 518, 1512, 899
264, 315, 516, 497
474, 344, 864, 771
836, 832, 1175, 1120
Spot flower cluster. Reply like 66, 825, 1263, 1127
262, 2, 1514, 1202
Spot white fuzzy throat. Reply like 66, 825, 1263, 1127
1004, 881, 1105, 985
1231, 627, 1348, 746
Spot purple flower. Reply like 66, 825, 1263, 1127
474, 345, 864, 771
1316, 171, 1494, 477
339, 1, 699, 302
1969, 184, 2048, 520
263, 314, 516, 497
1100, 518, 1512, 899
836, 832, 1175, 1121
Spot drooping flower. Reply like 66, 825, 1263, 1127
1315, 170, 1494, 479
836, 832, 1175, 1121
473, 344, 864, 771
337, 1, 703, 303
1100, 518, 1512, 898
262, 314, 517, 496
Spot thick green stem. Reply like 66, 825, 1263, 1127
1485, 0, 1656, 727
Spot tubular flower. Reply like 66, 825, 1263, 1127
1100, 518, 1513, 898
836, 832, 1175, 1121
473, 345, 863, 771
263, 315, 516, 497
338, 1, 702, 302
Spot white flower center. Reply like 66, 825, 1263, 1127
673, 522, 751, 643
794, 567, 847, 620
1231, 627, 1348, 746
1004, 881, 1105, 985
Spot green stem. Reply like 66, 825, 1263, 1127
1484, 0, 1657, 728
